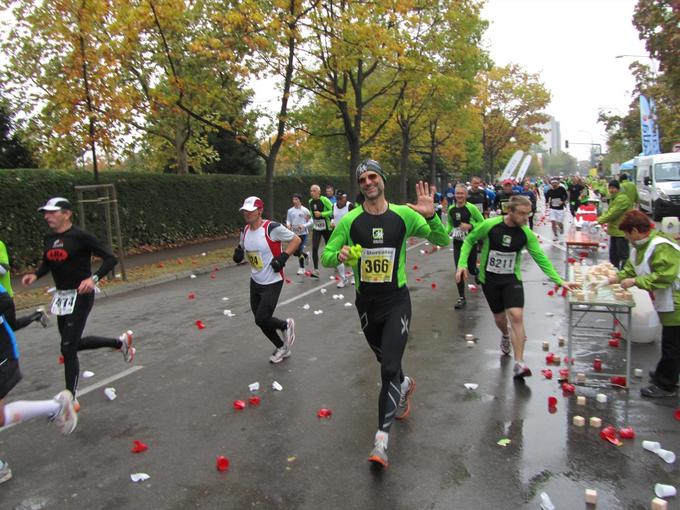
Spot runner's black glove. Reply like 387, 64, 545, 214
270, 252, 289, 272
233, 245, 244, 264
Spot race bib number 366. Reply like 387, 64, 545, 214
360, 248, 396, 283
51, 289, 77, 316
486, 250, 516, 275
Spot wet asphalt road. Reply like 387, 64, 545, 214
1, 215, 677, 510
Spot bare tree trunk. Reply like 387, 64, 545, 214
175, 115, 190, 174
399, 123, 410, 202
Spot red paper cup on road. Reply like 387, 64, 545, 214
195, 320, 206, 330
674, 409, 680, 421
547, 290, 554, 296
188, 292, 196, 300
611, 331, 622, 338
233, 400, 246, 410
610, 376, 627, 386
542, 369, 553, 380
248, 396, 261, 406
131, 440, 148, 453
608, 338, 620, 348
562, 383, 575, 393
413, 264, 418, 270
216, 455, 230, 472
619, 427, 635, 439
317, 408, 333, 418
548, 396, 558, 407
558, 368, 569, 380
593, 358, 602, 371
546, 353, 555, 364
431, 283, 437, 289
58, 355, 64, 365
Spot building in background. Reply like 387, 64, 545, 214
539, 116, 561, 156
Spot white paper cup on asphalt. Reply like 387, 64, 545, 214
655, 483, 677, 498
657, 449, 676, 464
643, 440, 662, 453
104, 387, 117, 400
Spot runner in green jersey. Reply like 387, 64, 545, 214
455, 195, 579, 380
321, 159, 449, 468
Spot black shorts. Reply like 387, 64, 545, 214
482, 280, 524, 314
0, 357, 21, 399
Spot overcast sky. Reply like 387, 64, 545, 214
481, 0, 649, 162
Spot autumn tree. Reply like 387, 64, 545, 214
477, 64, 550, 182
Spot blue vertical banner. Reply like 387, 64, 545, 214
640, 94, 661, 155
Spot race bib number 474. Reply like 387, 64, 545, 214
51, 289, 78, 316
360, 247, 396, 283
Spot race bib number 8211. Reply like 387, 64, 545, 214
486, 250, 516, 275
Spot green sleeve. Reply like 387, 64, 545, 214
408, 208, 449, 246
320, 209, 355, 268
598, 194, 632, 224
0, 241, 8, 269
0, 241, 12, 297
633, 243, 680, 291
524, 226, 564, 285
618, 259, 637, 280
320, 196, 334, 218
459, 217, 499, 270
466, 203, 484, 227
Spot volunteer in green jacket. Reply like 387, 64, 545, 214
610, 210, 680, 398
321, 159, 449, 469
456, 195, 579, 380
598, 180, 634, 269
447, 184, 484, 309
308, 185, 334, 278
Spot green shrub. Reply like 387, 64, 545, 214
1, 169, 414, 269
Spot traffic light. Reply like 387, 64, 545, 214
565, 140, 569, 149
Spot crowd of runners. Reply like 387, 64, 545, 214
1, 163, 678, 478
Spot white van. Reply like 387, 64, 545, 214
636, 152, 680, 220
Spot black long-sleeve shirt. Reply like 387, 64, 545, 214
35, 226, 117, 290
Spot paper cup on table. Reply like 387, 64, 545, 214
657, 449, 676, 464
643, 440, 662, 453
654, 483, 677, 498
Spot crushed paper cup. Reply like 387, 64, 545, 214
233, 400, 246, 410
188, 292, 196, 300
130, 473, 150, 482
104, 387, 117, 400
674, 409, 680, 421
600, 426, 622, 446
314, 310, 324, 315
344, 302, 353, 307
195, 320, 206, 329
545, 312, 554, 317
272, 381, 283, 391
222, 297, 230, 301
248, 382, 260, 392
618, 427, 636, 439
338, 294, 344, 299
464, 383, 479, 390
131, 440, 148, 453
302, 304, 310, 310
82, 370, 95, 379
190, 274, 197, 279
317, 408, 333, 418
320, 289, 327, 294
248, 396, 261, 406
497, 438, 511, 447
216, 455, 230, 472
541, 369, 553, 380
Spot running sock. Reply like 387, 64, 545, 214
400, 377, 411, 394
375, 430, 389, 448
3, 400, 62, 426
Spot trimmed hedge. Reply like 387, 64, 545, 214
1, 169, 414, 269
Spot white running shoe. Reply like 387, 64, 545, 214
368, 432, 389, 468
52, 390, 78, 434
336, 278, 346, 289
296, 268, 305, 275
119, 330, 135, 363
269, 346, 291, 364
500, 335, 511, 356
0, 460, 12, 484
513, 361, 532, 379
37, 307, 50, 328
284, 318, 295, 349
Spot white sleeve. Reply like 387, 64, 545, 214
270, 223, 296, 242
286, 208, 293, 226
302, 207, 313, 229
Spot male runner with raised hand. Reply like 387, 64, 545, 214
447, 184, 484, 309
308, 185, 334, 278
233, 196, 301, 364
321, 160, 449, 468
456, 196, 579, 380
0, 282, 77, 484
21, 198, 135, 405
